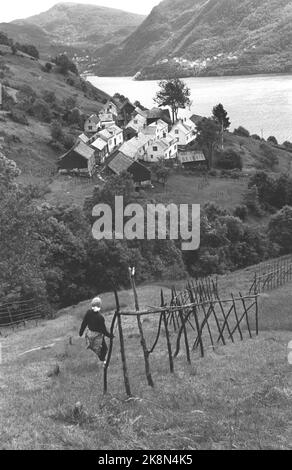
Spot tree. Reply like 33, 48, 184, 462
0, 154, 46, 300
196, 118, 220, 168
267, 136, 278, 146
268, 206, 292, 254
54, 54, 78, 75
216, 148, 242, 170
212, 103, 231, 149
234, 126, 250, 138
154, 78, 191, 124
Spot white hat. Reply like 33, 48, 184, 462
92, 297, 102, 311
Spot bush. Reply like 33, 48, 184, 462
234, 126, 250, 137
51, 121, 64, 142
267, 136, 278, 146
15, 43, 39, 59
32, 99, 52, 122
44, 62, 53, 73
42, 90, 56, 104
268, 206, 292, 254
54, 54, 78, 75
216, 149, 243, 170
259, 142, 279, 169
244, 185, 263, 216
251, 134, 261, 141
233, 204, 248, 221
283, 141, 292, 151
9, 108, 29, 125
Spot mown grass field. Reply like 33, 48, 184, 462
1, 267, 291, 450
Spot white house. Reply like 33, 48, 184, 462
169, 120, 196, 147
84, 114, 100, 134
141, 119, 169, 140
120, 133, 153, 161
126, 112, 147, 133
99, 112, 116, 129
102, 100, 118, 117
98, 124, 124, 154
145, 135, 178, 163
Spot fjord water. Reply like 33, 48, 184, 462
89, 74, 292, 143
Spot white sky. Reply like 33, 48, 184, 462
0, 0, 160, 23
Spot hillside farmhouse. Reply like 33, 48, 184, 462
58, 141, 95, 176
84, 114, 100, 134
106, 150, 151, 185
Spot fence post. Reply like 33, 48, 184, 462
114, 289, 132, 397
161, 290, 174, 373
129, 268, 154, 388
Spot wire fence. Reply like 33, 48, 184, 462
249, 255, 292, 294
0, 298, 45, 332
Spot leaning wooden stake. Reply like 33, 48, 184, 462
129, 268, 154, 388
114, 289, 132, 397
103, 311, 117, 395
161, 290, 174, 372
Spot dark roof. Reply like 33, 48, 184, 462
106, 151, 133, 174
147, 107, 172, 124
190, 114, 205, 125
59, 141, 95, 162
106, 150, 151, 182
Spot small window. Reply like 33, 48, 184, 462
175, 130, 179, 135
153, 146, 158, 151
89, 125, 92, 130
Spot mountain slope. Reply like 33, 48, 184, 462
13, 2, 145, 53
96, 0, 292, 78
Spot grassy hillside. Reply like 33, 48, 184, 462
0, 46, 109, 180
1, 265, 291, 450
97, 0, 292, 79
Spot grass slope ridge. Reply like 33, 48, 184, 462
97, 0, 292, 78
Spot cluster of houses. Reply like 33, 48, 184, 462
58, 95, 206, 185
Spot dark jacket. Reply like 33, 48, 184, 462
79, 309, 112, 338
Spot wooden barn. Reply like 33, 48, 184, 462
178, 150, 207, 169
106, 150, 151, 185
58, 141, 96, 176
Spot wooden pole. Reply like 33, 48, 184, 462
129, 268, 154, 388
161, 290, 174, 372
114, 289, 132, 397
174, 288, 191, 364
103, 311, 117, 395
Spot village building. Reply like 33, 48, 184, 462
78, 133, 89, 144
123, 126, 138, 142
98, 124, 124, 154
99, 112, 116, 129
146, 108, 172, 127
126, 112, 147, 133
103, 97, 136, 127
58, 141, 96, 177
169, 120, 196, 147
106, 150, 151, 185
84, 114, 100, 134
190, 114, 204, 127
102, 100, 119, 118
178, 150, 207, 169
145, 135, 178, 163
141, 119, 169, 140
89, 137, 108, 164
119, 133, 153, 161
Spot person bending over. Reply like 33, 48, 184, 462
79, 297, 113, 363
